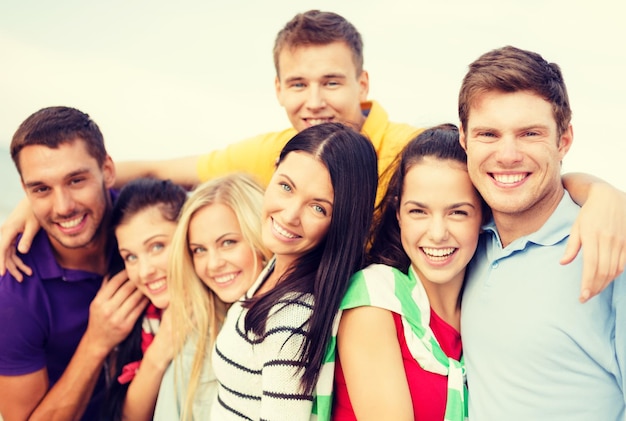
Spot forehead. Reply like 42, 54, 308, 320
276, 151, 334, 197
116, 206, 177, 244
403, 158, 478, 202
189, 203, 242, 241
467, 90, 556, 129
19, 140, 101, 184
277, 41, 358, 79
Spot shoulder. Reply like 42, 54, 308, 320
265, 292, 314, 330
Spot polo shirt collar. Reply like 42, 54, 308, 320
482, 191, 579, 259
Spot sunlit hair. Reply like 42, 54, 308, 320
102, 177, 186, 421
369, 123, 489, 272
273, 9, 364, 77
10, 106, 108, 176
167, 172, 271, 420
458, 45, 572, 138
244, 122, 378, 394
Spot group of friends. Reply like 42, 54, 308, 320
0, 9, 625, 421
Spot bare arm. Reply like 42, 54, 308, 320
114, 156, 201, 189
337, 307, 413, 421
562, 172, 626, 302
0, 271, 148, 421
121, 309, 174, 421
0, 196, 38, 280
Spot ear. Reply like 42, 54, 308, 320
275, 76, 284, 106
459, 124, 468, 151
357, 70, 369, 102
102, 155, 116, 189
557, 124, 573, 160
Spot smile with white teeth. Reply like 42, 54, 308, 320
146, 279, 167, 292
214, 273, 237, 284
422, 247, 456, 261
492, 173, 527, 184
306, 118, 333, 125
58, 215, 85, 229
273, 219, 299, 239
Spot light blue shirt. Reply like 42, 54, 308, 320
462, 192, 626, 420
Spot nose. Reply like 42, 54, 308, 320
53, 189, 76, 217
428, 216, 449, 243
138, 256, 156, 282
208, 250, 225, 271
305, 85, 325, 110
281, 201, 302, 226
495, 135, 523, 165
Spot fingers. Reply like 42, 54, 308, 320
17, 220, 38, 254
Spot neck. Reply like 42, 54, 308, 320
417, 269, 463, 331
256, 255, 293, 296
494, 186, 564, 247
52, 236, 111, 275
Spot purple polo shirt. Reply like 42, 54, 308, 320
0, 223, 116, 420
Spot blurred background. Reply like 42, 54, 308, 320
2, 0, 625, 223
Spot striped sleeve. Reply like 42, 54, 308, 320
259, 294, 314, 421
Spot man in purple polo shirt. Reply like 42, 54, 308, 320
0, 107, 148, 421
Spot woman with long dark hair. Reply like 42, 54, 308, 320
210, 122, 378, 420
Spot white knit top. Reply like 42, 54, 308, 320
210, 258, 315, 420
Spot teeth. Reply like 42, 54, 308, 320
493, 173, 526, 184
214, 273, 237, 284
273, 220, 298, 239
59, 215, 84, 229
147, 279, 167, 292
422, 247, 456, 259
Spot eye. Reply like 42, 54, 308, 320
69, 177, 86, 186
221, 239, 237, 247
150, 242, 165, 253
123, 253, 137, 263
32, 186, 50, 194
451, 210, 469, 216
312, 204, 327, 215
280, 182, 292, 192
408, 208, 426, 215
326, 80, 340, 87
191, 246, 207, 255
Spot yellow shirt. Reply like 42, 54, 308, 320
196, 101, 422, 197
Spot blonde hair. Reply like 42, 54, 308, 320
167, 172, 272, 420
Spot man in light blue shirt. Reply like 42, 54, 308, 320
459, 46, 626, 420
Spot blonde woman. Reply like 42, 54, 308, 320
154, 173, 272, 420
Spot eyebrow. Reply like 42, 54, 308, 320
142, 234, 169, 246
279, 173, 334, 207
23, 168, 91, 189
403, 200, 476, 210
283, 73, 347, 83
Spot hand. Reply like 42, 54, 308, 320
561, 183, 626, 302
84, 270, 149, 357
143, 308, 175, 370
0, 197, 39, 281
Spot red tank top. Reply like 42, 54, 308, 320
332, 309, 462, 420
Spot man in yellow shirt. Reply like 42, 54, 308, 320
114, 10, 420, 192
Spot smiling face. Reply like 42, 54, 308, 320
460, 90, 572, 241
189, 203, 264, 304
19, 139, 114, 256
397, 157, 483, 290
115, 205, 177, 309
275, 41, 369, 133
262, 151, 334, 269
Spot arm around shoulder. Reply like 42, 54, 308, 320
113, 155, 202, 189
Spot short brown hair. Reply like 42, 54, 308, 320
273, 10, 364, 77
458, 45, 572, 137
11, 106, 108, 175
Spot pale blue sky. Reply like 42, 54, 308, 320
1, 0, 625, 191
